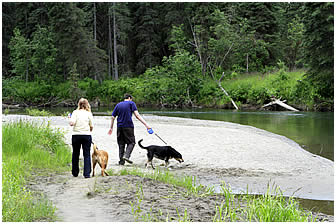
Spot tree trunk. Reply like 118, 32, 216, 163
262, 98, 299, 111
218, 73, 239, 110
93, 3, 97, 81
93, 3, 96, 42
246, 53, 249, 73
25, 11, 29, 82
113, 2, 119, 80
108, 7, 112, 79
189, 21, 206, 76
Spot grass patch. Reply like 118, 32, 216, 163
26, 108, 54, 117
2, 120, 72, 221
223, 69, 312, 105
242, 186, 315, 222
118, 167, 214, 197
116, 167, 316, 222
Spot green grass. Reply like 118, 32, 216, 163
117, 167, 215, 197
2, 120, 72, 221
26, 108, 54, 116
115, 168, 316, 222
221, 69, 314, 106
242, 186, 315, 222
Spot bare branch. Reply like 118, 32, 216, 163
219, 43, 234, 67
218, 72, 226, 82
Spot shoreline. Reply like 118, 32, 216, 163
3, 114, 334, 201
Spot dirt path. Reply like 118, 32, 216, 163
4, 114, 334, 221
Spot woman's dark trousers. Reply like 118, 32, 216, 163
72, 135, 92, 177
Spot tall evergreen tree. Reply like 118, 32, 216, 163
131, 3, 161, 74
114, 3, 133, 76
234, 3, 281, 67
8, 28, 31, 82
2, 2, 17, 77
301, 2, 334, 99
48, 2, 106, 81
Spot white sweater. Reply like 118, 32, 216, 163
70, 109, 94, 135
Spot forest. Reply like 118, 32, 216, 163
2, 2, 334, 111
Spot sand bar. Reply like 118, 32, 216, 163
3, 114, 334, 201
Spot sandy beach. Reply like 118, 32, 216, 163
5, 114, 333, 200
3, 114, 334, 221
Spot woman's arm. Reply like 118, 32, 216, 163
89, 112, 94, 132
69, 111, 76, 126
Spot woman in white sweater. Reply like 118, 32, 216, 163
69, 98, 94, 178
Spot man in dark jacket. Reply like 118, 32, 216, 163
108, 94, 151, 165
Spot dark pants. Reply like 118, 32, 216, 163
117, 127, 135, 162
72, 135, 92, 177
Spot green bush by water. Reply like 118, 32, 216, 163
3, 69, 321, 110
1, 49, 327, 109
26, 108, 54, 117
2, 120, 71, 221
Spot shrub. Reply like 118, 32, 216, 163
26, 108, 54, 117
78, 78, 100, 100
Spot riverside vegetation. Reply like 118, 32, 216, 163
3, 59, 331, 112
3, 120, 329, 222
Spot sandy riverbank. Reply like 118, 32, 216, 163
4, 114, 333, 201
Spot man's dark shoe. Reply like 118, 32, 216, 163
119, 160, 125, 165
123, 157, 133, 164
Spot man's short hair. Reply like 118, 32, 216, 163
124, 94, 133, 99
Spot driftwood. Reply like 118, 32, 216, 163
262, 98, 299, 112
218, 72, 239, 110
2, 104, 21, 109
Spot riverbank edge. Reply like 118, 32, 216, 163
2, 100, 334, 112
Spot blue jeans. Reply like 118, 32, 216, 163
72, 135, 92, 177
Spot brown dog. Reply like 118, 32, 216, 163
92, 143, 109, 177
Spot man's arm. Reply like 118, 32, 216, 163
134, 110, 151, 130
108, 116, 116, 135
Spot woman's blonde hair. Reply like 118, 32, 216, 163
77, 98, 91, 112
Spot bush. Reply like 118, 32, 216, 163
198, 80, 229, 106
26, 108, 54, 117
78, 78, 100, 100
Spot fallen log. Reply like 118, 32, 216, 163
218, 72, 239, 110
2, 104, 21, 109
262, 98, 299, 111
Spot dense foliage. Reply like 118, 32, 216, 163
2, 2, 333, 110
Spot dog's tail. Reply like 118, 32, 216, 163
138, 139, 149, 150
92, 143, 98, 155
